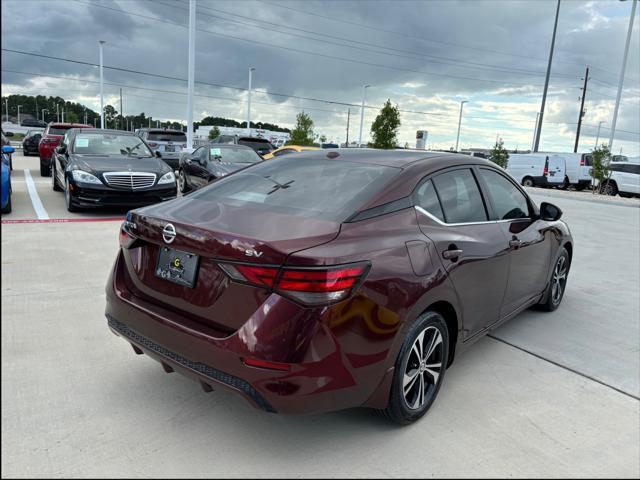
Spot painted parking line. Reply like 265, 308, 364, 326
2, 217, 123, 225
24, 169, 50, 220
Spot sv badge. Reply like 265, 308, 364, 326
245, 249, 263, 258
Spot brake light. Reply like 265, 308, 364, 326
119, 219, 138, 248
218, 262, 370, 306
580, 157, 585, 166
243, 357, 290, 371
543, 158, 549, 177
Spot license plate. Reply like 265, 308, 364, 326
155, 247, 199, 288
165, 145, 175, 152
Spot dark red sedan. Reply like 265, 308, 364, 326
39, 122, 91, 176
106, 150, 572, 424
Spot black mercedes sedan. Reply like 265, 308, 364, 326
177, 143, 262, 193
51, 129, 177, 212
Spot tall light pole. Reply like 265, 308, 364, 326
17, 105, 22, 125
93, 118, 97, 128
595, 121, 607, 148
186, 0, 196, 149
56, 104, 60, 122
454, 100, 468, 152
532, 112, 540, 151
358, 84, 370, 147
42, 109, 48, 122
246, 67, 255, 136
608, 0, 637, 150
99, 40, 106, 129
4, 99, 8, 123
534, 0, 561, 152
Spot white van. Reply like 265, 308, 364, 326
547, 153, 593, 190
506, 154, 566, 188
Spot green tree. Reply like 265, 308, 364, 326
319, 134, 327, 143
370, 99, 401, 149
104, 105, 118, 128
65, 111, 79, 123
591, 144, 612, 194
289, 112, 315, 146
488, 139, 509, 168
208, 126, 220, 140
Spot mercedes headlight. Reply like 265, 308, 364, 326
158, 171, 176, 184
71, 170, 102, 184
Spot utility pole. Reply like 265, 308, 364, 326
84, 108, 87, 125
594, 121, 606, 148
99, 40, 106, 129
531, 112, 540, 151
42, 109, 47, 122
56, 104, 59, 122
358, 84, 370, 147
17, 105, 22, 125
247, 67, 255, 136
119, 88, 123, 131
149, 117, 151, 128
4, 99, 8, 123
534, 0, 561, 152
345, 108, 350, 147
455, 100, 468, 152
609, 0, 637, 150
186, 0, 196, 148
35, 97, 38, 121
574, 66, 590, 153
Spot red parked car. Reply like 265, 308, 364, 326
106, 150, 572, 424
39, 122, 91, 176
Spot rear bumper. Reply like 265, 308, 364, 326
104, 250, 393, 414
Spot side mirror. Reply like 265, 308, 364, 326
2, 145, 15, 154
56, 144, 67, 155
155, 150, 162, 158
540, 202, 562, 221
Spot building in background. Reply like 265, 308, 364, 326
195, 125, 290, 147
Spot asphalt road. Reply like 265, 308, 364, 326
2, 153, 639, 478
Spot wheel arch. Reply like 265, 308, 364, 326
419, 300, 459, 367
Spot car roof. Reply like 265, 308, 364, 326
144, 129, 185, 134
285, 148, 452, 167
205, 143, 253, 149
70, 128, 136, 136
48, 123, 91, 128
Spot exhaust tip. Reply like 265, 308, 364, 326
161, 362, 174, 373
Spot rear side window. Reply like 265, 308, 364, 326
479, 169, 530, 220
415, 179, 444, 222
146, 131, 187, 142
432, 169, 487, 223
190, 157, 399, 222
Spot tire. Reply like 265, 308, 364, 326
558, 176, 570, 190
602, 181, 618, 196
65, 177, 79, 212
40, 158, 51, 177
382, 311, 449, 425
575, 183, 587, 191
522, 177, 534, 188
537, 247, 570, 312
178, 169, 190, 194
1, 192, 11, 214
52, 165, 62, 192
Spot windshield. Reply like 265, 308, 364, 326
48, 126, 72, 135
147, 131, 187, 142
210, 146, 262, 164
190, 157, 399, 221
72, 133, 154, 157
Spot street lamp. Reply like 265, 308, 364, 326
595, 121, 607, 147
99, 40, 106, 129
454, 100, 468, 152
17, 105, 22, 125
358, 84, 370, 147
247, 67, 255, 136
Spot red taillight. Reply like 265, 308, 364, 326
243, 357, 290, 371
543, 159, 549, 177
119, 221, 137, 248
218, 262, 369, 306
580, 157, 585, 166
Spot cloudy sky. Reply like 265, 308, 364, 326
2, 0, 639, 154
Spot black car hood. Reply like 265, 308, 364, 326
70, 154, 169, 175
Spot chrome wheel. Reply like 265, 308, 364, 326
551, 255, 567, 304
178, 170, 188, 193
403, 326, 444, 410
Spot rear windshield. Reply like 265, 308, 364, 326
210, 146, 262, 164
48, 126, 72, 135
190, 157, 399, 221
147, 131, 187, 142
238, 139, 272, 151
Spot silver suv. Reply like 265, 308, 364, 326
136, 129, 187, 169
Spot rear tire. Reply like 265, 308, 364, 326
602, 181, 618, 196
178, 169, 190, 194
52, 165, 62, 192
382, 311, 449, 425
40, 158, 51, 177
522, 177, 534, 187
1, 193, 11, 214
537, 247, 570, 312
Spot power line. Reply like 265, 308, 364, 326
74, 0, 544, 88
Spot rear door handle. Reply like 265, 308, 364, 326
442, 249, 463, 260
